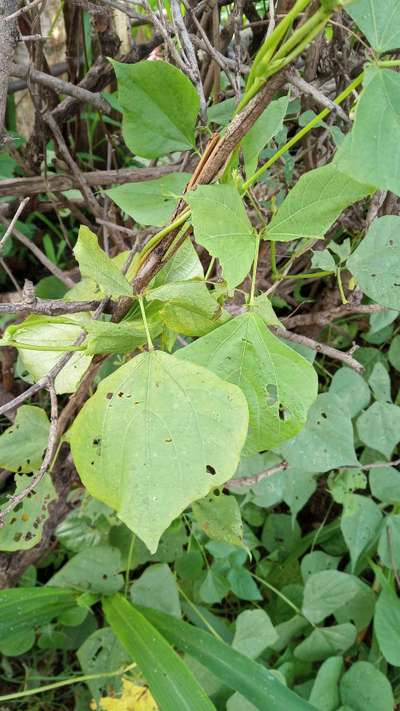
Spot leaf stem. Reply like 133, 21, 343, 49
336, 267, 348, 304
270, 240, 279, 281
139, 295, 154, 351
282, 269, 334, 281
124, 532, 136, 597
249, 234, 261, 306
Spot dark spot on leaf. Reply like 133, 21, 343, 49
321, 412, 327, 419
102, 574, 108, 580
106, 392, 113, 400
92, 438, 101, 446
389, 240, 394, 246
213, 489, 221, 497
206, 465, 216, 475
118, 392, 124, 398
90, 461, 94, 465
165, 438, 172, 443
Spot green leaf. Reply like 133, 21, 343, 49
340, 494, 382, 572
69, 350, 248, 553
0, 405, 49, 472
228, 566, 262, 601
375, 581, 400, 666
112, 60, 199, 159
281, 393, 358, 473
2, 316, 92, 394
233, 609, 277, 659
265, 163, 372, 241
302, 571, 360, 624
329, 367, 370, 417
340, 661, 394, 711
83, 317, 162, 355
154, 239, 204, 286
138, 605, 315, 710
104, 173, 191, 227
370, 465, 400, 504
377, 514, 400, 570
295, 624, 356, 662
337, 68, 400, 195
357, 401, 400, 457
346, 0, 400, 53
130, 563, 181, 618
241, 95, 289, 176
301, 551, 339, 582
199, 569, 230, 604
368, 362, 392, 402
311, 249, 336, 272
334, 578, 375, 631
328, 469, 367, 506
309, 656, 343, 711
186, 184, 256, 288
178, 312, 317, 454
0, 587, 77, 645
389, 334, 400, 371
146, 280, 229, 337
77, 627, 129, 701
0, 473, 56, 552
48, 545, 124, 593
103, 594, 215, 711
74, 226, 131, 297
193, 492, 245, 548
347, 216, 400, 308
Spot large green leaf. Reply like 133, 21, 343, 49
0, 405, 49, 472
280, 393, 358, 472
178, 312, 317, 454
0, 473, 56, 551
186, 184, 256, 288
102, 594, 215, 711
265, 163, 372, 241
138, 605, 314, 710
112, 60, 199, 159
104, 173, 191, 227
241, 95, 289, 176
375, 581, 400, 666
347, 216, 400, 308
48, 545, 124, 594
337, 68, 400, 195
74, 226, 131, 297
346, 0, 400, 53
302, 571, 360, 624
0, 587, 77, 644
69, 350, 248, 552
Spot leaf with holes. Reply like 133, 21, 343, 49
104, 173, 191, 227
0, 405, 49, 473
265, 163, 372, 241
186, 184, 256, 288
69, 350, 248, 552
112, 60, 199, 158
48, 545, 124, 594
0, 473, 56, 552
347, 216, 400, 308
177, 312, 317, 455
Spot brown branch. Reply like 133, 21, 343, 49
225, 460, 288, 490
10, 63, 111, 113
0, 196, 30, 254
282, 303, 389, 329
0, 295, 105, 315
0, 164, 186, 198
271, 326, 364, 373
0, 1, 20, 147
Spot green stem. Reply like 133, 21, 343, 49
177, 583, 224, 642
270, 240, 279, 281
272, 7, 326, 63
124, 533, 136, 597
134, 209, 191, 274
249, 234, 261, 305
139, 295, 154, 351
336, 267, 348, 304
242, 70, 365, 192
251, 572, 302, 616
267, 17, 329, 76
0, 664, 136, 702
283, 269, 334, 280
205, 256, 216, 280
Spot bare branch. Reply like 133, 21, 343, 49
282, 303, 388, 329
225, 460, 288, 490
0, 295, 105, 315
0, 197, 30, 255
271, 326, 364, 373
0, 1, 20, 146
5, 0, 43, 21
288, 71, 350, 123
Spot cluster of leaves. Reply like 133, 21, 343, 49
1, 0, 400, 709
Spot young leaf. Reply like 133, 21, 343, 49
102, 594, 215, 711
346, 0, 400, 54
340, 661, 394, 711
192, 492, 245, 548
347, 216, 400, 308
112, 60, 200, 159
357, 401, 400, 458
280, 393, 358, 472
130, 563, 181, 618
337, 68, 400, 195
265, 163, 372, 241
0, 405, 49, 472
104, 173, 191, 227
302, 571, 360, 624
74, 226, 131, 297
137, 604, 315, 710
69, 350, 248, 553
0, 474, 56, 552
178, 312, 317, 454
186, 184, 256, 288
